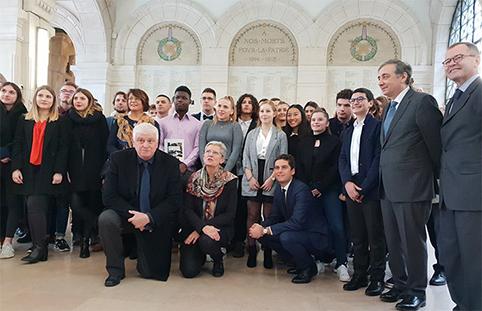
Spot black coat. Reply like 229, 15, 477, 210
0, 102, 27, 158
12, 116, 69, 195
66, 110, 109, 192
296, 131, 341, 193
179, 179, 237, 241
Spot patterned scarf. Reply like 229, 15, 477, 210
115, 113, 155, 148
186, 167, 237, 219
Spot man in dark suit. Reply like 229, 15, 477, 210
339, 87, 386, 296
249, 154, 329, 284
99, 123, 181, 287
377, 59, 442, 310
439, 42, 481, 311
192, 87, 216, 121
329, 88, 354, 138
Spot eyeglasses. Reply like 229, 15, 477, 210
201, 97, 214, 101
442, 54, 477, 66
349, 97, 367, 104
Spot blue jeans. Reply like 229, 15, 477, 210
319, 189, 347, 267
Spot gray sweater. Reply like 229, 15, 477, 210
199, 120, 243, 172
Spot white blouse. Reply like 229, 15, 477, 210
256, 127, 273, 159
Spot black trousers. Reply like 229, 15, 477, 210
26, 195, 51, 247
232, 176, 247, 244
98, 209, 173, 281
381, 200, 431, 298
346, 197, 386, 281
426, 203, 444, 272
438, 207, 482, 311
71, 190, 103, 238
179, 231, 229, 278
0, 161, 23, 239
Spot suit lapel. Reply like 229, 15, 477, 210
383, 89, 413, 146
43, 121, 54, 150
25, 120, 34, 153
442, 78, 480, 125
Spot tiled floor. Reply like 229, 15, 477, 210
0, 243, 455, 311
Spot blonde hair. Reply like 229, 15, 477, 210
25, 85, 59, 122
72, 88, 102, 118
213, 96, 237, 124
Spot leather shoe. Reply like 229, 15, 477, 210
365, 280, 385, 296
104, 275, 124, 287
212, 261, 224, 277
429, 270, 447, 286
287, 267, 298, 275
343, 275, 368, 291
395, 295, 426, 311
291, 264, 317, 284
380, 288, 405, 303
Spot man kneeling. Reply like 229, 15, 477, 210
99, 123, 181, 287
249, 154, 330, 284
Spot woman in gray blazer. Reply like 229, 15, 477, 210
242, 100, 287, 269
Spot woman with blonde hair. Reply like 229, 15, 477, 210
242, 100, 287, 268
199, 96, 243, 172
11, 85, 69, 263
66, 88, 109, 258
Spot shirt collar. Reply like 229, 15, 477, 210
458, 74, 480, 92
282, 178, 293, 191
172, 111, 191, 121
137, 155, 154, 165
353, 115, 366, 127
393, 86, 410, 105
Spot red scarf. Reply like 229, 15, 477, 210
29, 121, 47, 165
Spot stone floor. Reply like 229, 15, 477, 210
0, 242, 455, 311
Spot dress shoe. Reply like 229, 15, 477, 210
263, 248, 273, 269
343, 275, 368, 291
385, 277, 394, 288
395, 295, 426, 311
287, 267, 298, 275
246, 245, 257, 268
365, 280, 385, 296
80, 238, 90, 258
380, 288, 405, 303
230, 241, 244, 258
17, 232, 31, 244
429, 270, 447, 286
104, 275, 124, 287
291, 264, 317, 284
212, 261, 224, 277
21, 244, 48, 264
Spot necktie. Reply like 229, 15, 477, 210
449, 89, 463, 114
383, 101, 398, 136
139, 162, 151, 213
281, 188, 287, 206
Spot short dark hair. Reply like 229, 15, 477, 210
202, 87, 216, 98
175, 85, 192, 98
352, 87, 374, 101
112, 91, 126, 106
270, 97, 281, 102
236, 93, 259, 121
336, 89, 353, 101
304, 101, 319, 110
448, 41, 480, 55
275, 154, 296, 169
127, 88, 149, 112
62, 81, 78, 89
378, 59, 412, 85
156, 94, 171, 102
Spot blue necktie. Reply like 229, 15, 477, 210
139, 162, 151, 213
383, 101, 398, 136
449, 89, 463, 114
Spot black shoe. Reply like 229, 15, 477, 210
246, 246, 257, 268
104, 275, 124, 287
21, 244, 48, 264
287, 267, 298, 275
395, 295, 426, 311
79, 238, 90, 258
429, 270, 447, 286
17, 232, 31, 244
291, 264, 317, 284
380, 288, 405, 303
365, 280, 385, 296
343, 275, 368, 291
54, 238, 71, 252
385, 277, 394, 288
231, 241, 244, 258
212, 261, 224, 277
263, 248, 273, 269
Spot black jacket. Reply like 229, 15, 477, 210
0, 102, 27, 158
12, 115, 69, 195
66, 110, 109, 192
296, 131, 341, 193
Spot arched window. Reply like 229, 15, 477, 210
445, 0, 482, 102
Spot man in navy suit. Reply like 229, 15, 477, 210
249, 154, 329, 284
339, 87, 386, 296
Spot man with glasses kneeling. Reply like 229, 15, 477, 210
249, 154, 330, 284
99, 123, 182, 287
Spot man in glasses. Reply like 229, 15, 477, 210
192, 87, 216, 121
439, 41, 481, 311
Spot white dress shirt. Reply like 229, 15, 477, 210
350, 116, 366, 175
392, 86, 410, 110
239, 119, 253, 138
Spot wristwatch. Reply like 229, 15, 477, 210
262, 227, 269, 235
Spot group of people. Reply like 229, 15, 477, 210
0, 41, 480, 311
